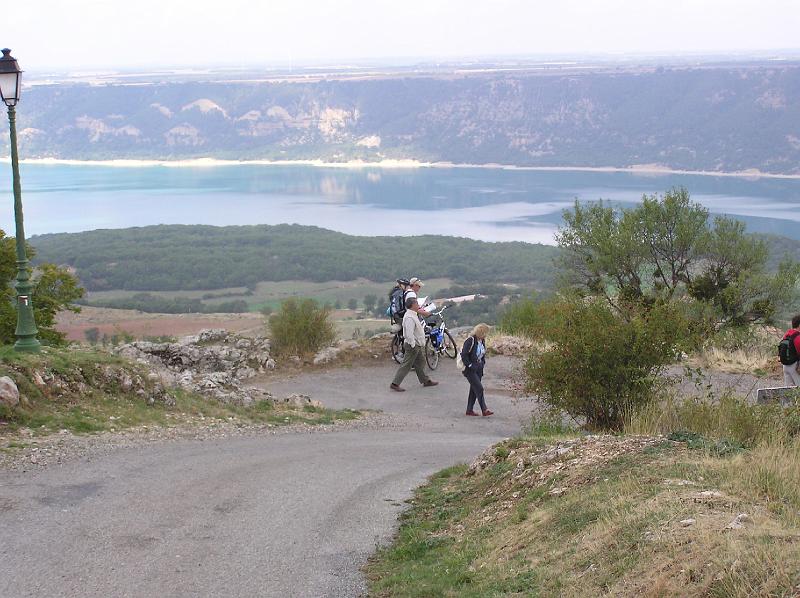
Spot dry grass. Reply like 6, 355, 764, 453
626, 392, 800, 449
688, 345, 781, 376
686, 325, 782, 376
367, 435, 800, 597
724, 440, 800, 523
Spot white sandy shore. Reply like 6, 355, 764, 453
7, 156, 800, 180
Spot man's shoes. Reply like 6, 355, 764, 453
422, 380, 439, 387
390, 383, 405, 392
482, 409, 494, 417
466, 410, 480, 416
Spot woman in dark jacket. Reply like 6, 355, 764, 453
462, 323, 492, 417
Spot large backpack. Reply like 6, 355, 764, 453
389, 287, 405, 318
456, 336, 474, 371
778, 331, 800, 365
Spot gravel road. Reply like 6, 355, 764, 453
0, 356, 536, 597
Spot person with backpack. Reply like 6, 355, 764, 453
404, 277, 432, 319
779, 314, 800, 386
388, 278, 410, 324
460, 323, 493, 416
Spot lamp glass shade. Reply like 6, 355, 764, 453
0, 71, 20, 106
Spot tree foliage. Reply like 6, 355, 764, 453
557, 188, 800, 325
0, 231, 85, 346
269, 298, 336, 356
363, 294, 377, 313
520, 297, 692, 430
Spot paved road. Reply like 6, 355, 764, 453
0, 356, 535, 597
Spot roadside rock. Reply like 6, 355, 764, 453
488, 334, 534, 356
313, 340, 360, 365
115, 328, 274, 405
32, 370, 46, 388
282, 393, 324, 409
0, 376, 20, 408
725, 513, 751, 530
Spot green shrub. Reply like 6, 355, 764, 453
269, 298, 336, 356
500, 294, 565, 339
523, 297, 691, 431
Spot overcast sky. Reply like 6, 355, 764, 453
4, 0, 799, 71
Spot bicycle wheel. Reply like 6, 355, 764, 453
391, 334, 404, 364
425, 337, 440, 370
443, 330, 457, 359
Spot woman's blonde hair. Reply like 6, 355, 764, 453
471, 323, 490, 339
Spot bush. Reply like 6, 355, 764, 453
500, 293, 564, 338
269, 298, 336, 356
523, 297, 691, 430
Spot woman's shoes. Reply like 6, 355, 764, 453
465, 410, 480, 416
482, 409, 494, 417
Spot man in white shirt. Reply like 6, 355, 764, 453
404, 277, 431, 318
390, 297, 439, 391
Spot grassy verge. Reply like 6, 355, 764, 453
367, 423, 800, 596
0, 346, 360, 437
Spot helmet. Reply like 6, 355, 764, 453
397, 278, 410, 286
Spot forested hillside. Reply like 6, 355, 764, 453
9, 62, 800, 173
30, 224, 559, 291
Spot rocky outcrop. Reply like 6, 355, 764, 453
4, 360, 175, 408
115, 329, 275, 405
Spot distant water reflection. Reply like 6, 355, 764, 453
1, 163, 799, 242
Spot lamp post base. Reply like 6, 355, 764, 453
13, 289, 39, 352
14, 335, 40, 352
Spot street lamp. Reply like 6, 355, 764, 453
0, 49, 39, 352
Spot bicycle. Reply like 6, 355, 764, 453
423, 305, 457, 370
390, 321, 405, 364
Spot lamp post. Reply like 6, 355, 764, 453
0, 49, 39, 352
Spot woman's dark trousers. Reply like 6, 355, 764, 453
464, 367, 486, 412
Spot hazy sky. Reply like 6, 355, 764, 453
4, 0, 799, 70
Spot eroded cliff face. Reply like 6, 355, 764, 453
9, 63, 800, 173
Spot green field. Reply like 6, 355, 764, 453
86, 278, 454, 312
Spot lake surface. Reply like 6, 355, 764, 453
2, 162, 800, 243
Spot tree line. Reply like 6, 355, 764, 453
30, 224, 559, 291
80, 294, 250, 314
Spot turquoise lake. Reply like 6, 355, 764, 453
2, 163, 800, 243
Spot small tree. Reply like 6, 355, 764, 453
269, 298, 336, 356
84, 327, 100, 345
0, 233, 85, 345
363, 294, 377, 314
557, 188, 800, 324
31, 263, 85, 345
523, 297, 691, 430
347, 298, 358, 311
